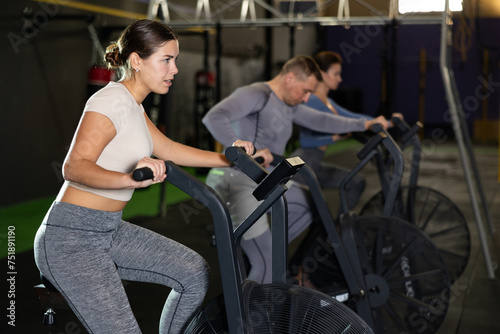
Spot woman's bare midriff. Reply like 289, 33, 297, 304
58, 185, 128, 212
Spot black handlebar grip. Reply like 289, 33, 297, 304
231, 146, 262, 163
356, 133, 385, 160
133, 167, 154, 181
225, 146, 268, 184
391, 116, 405, 129
370, 122, 384, 133
401, 122, 423, 144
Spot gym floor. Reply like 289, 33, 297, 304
2, 141, 499, 334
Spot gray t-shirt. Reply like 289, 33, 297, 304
202, 82, 367, 154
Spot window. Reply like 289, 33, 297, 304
399, 0, 463, 13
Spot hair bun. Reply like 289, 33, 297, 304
104, 43, 123, 68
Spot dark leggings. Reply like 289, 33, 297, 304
34, 202, 209, 334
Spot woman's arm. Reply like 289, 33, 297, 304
63, 112, 162, 189
294, 104, 367, 134
298, 95, 342, 148
295, 104, 388, 134
146, 114, 254, 167
330, 99, 373, 120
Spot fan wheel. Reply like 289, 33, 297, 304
360, 186, 470, 283
299, 216, 450, 334
185, 280, 374, 334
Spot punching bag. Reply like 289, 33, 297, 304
87, 66, 115, 98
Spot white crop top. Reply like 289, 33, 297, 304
66, 82, 153, 201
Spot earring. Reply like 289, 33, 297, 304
135, 68, 139, 73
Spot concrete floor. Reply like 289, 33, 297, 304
2, 142, 499, 333
354, 143, 500, 334
413, 145, 500, 334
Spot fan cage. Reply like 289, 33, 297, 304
186, 280, 374, 334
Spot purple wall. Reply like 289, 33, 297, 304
324, 18, 500, 137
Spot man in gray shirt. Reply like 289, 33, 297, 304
203, 56, 388, 284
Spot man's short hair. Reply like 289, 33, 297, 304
280, 55, 322, 82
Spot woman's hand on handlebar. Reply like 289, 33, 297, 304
131, 156, 166, 188
232, 140, 255, 156
253, 148, 273, 168
365, 116, 390, 131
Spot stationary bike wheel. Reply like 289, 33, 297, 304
186, 280, 374, 333
360, 186, 470, 283
299, 216, 450, 334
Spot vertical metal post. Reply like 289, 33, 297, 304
289, 24, 295, 59
439, 0, 496, 279
215, 22, 222, 103
449, 64, 496, 235
264, 0, 273, 80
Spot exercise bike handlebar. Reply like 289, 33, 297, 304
391, 117, 423, 148
355, 131, 386, 161
224, 146, 269, 184
352, 118, 421, 146
132, 166, 155, 181
339, 125, 404, 216
348, 118, 390, 146
225, 147, 305, 201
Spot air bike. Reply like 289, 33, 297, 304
286, 123, 452, 334
359, 118, 470, 283
135, 125, 451, 333
35, 123, 451, 333
34, 147, 372, 333
133, 147, 373, 334
302, 119, 469, 293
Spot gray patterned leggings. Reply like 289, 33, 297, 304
34, 201, 209, 334
206, 167, 314, 284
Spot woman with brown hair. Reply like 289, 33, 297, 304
34, 19, 255, 333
